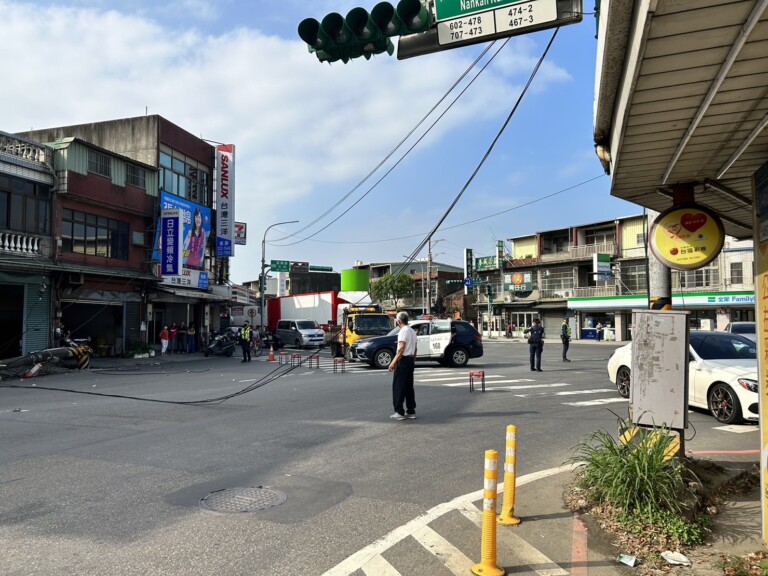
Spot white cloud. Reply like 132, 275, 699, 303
0, 1, 575, 281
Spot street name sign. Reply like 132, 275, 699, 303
437, 0, 557, 46
271, 259, 290, 272
398, 0, 582, 59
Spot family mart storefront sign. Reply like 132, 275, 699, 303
568, 291, 755, 310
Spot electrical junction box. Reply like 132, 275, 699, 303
630, 310, 689, 431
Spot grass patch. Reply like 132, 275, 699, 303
566, 416, 711, 559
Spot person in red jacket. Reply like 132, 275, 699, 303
169, 322, 178, 355
160, 325, 170, 356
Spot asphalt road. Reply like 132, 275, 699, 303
0, 341, 759, 575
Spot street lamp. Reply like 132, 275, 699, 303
260, 220, 299, 334
403, 255, 426, 314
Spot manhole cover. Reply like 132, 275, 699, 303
199, 486, 286, 513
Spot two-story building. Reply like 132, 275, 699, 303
0, 131, 56, 358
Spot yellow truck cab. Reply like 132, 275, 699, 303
329, 305, 394, 358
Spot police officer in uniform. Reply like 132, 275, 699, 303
239, 321, 252, 362
524, 318, 545, 372
561, 317, 572, 362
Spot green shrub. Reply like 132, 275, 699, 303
569, 419, 692, 515
619, 508, 710, 546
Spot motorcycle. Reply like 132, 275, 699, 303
204, 329, 236, 357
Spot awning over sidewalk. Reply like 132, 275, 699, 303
152, 287, 226, 303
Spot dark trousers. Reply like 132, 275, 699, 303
562, 338, 570, 359
529, 341, 543, 370
241, 341, 251, 361
392, 356, 416, 415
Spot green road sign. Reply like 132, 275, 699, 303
271, 259, 290, 272
434, 0, 524, 22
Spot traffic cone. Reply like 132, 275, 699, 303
268, 344, 276, 362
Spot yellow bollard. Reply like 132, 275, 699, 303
472, 450, 505, 576
497, 424, 522, 526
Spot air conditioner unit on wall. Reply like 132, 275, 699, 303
68, 272, 84, 285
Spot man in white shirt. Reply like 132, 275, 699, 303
388, 311, 418, 420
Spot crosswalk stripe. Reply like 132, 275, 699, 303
443, 379, 539, 387
562, 397, 627, 407
456, 503, 568, 576
418, 375, 504, 382
361, 555, 401, 575
554, 389, 615, 396
410, 524, 475, 574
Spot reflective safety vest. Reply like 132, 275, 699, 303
241, 327, 251, 342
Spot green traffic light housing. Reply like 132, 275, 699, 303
298, 0, 432, 64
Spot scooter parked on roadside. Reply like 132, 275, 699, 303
204, 329, 236, 357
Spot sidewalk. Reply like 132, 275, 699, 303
561, 458, 764, 574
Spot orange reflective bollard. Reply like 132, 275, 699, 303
497, 424, 522, 526
472, 449, 505, 576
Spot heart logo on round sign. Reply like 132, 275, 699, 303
681, 213, 707, 232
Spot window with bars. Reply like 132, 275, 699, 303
585, 228, 615, 245
730, 262, 743, 285
678, 265, 719, 288
87, 148, 111, 177
540, 266, 574, 291
61, 209, 129, 260
622, 263, 647, 293
126, 164, 146, 189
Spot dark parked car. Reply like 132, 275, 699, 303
350, 319, 483, 369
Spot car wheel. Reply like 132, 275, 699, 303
708, 383, 743, 424
295, 338, 303, 350
449, 347, 469, 368
373, 348, 394, 370
616, 366, 631, 398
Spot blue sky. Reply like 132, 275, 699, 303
0, 0, 639, 283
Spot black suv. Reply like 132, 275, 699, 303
350, 319, 483, 369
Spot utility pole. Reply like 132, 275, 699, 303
427, 243, 433, 315
427, 238, 445, 316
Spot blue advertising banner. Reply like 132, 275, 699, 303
154, 192, 211, 289
161, 209, 181, 276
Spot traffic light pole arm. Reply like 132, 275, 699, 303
260, 220, 299, 334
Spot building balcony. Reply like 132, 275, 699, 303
571, 285, 619, 298
569, 241, 618, 259
0, 231, 51, 257
539, 250, 572, 263
539, 241, 618, 263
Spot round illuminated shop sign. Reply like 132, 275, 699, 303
511, 272, 524, 285
649, 204, 725, 270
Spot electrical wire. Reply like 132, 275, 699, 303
0, 351, 321, 405
392, 27, 561, 278
273, 173, 606, 247
272, 42, 498, 243
273, 38, 511, 247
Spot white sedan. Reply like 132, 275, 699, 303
607, 330, 759, 424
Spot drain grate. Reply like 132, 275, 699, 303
199, 486, 287, 513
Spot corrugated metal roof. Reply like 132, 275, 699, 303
594, 0, 768, 239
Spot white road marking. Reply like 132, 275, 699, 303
443, 378, 536, 387
361, 555, 400, 575
321, 464, 579, 576
713, 424, 760, 433
562, 397, 628, 407
411, 524, 474, 573
554, 389, 615, 396
419, 375, 504, 383
457, 502, 568, 576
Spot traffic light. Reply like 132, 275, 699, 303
298, 0, 433, 64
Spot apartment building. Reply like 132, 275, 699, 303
472, 215, 754, 341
